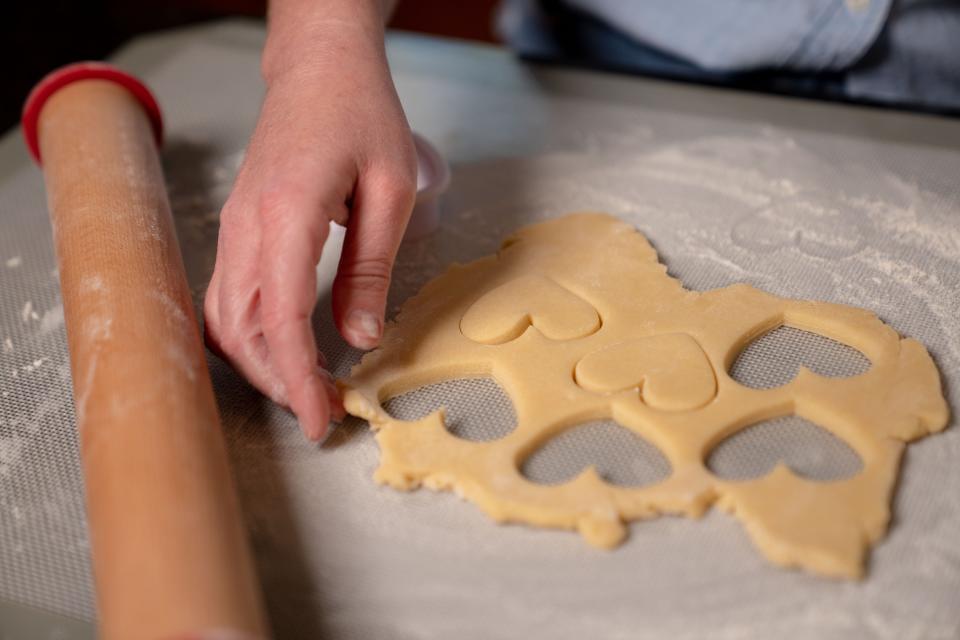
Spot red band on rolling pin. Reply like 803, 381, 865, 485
21, 62, 164, 164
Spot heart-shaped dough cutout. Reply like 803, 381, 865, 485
575, 334, 716, 411
460, 275, 600, 344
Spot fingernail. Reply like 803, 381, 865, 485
297, 374, 330, 442
307, 423, 328, 443
315, 425, 334, 446
347, 309, 381, 349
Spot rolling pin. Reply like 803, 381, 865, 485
22, 63, 268, 639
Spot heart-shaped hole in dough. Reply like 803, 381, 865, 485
730, 325, 870, 389
707, 415, 862, 482
522, 420, 671, 487
383, 377, 516, 442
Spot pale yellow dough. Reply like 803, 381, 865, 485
340, 213, 948, 579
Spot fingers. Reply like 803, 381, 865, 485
332, 166, 416, 350
204, 202, 288, 406
202, 32, 414, 442
258, 177, 345, 441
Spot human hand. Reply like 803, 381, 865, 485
204, 3, 416, 440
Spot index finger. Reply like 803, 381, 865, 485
257, 180, 344, 440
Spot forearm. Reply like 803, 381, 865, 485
261, 0, 398, 83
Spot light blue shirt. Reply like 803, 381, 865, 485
498, 0, 960, 112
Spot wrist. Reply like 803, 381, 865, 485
261, 0, 388, 84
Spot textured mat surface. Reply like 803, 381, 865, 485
1, 21, 958, 640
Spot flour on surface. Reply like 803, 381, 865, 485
38, 305, 64, 335
22, 358, 46, 374
20, 301, 37, 324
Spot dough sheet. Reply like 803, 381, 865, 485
341, 213, 948, 579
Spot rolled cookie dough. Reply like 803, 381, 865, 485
340, 212, 948, 579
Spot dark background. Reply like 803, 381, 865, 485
1, 1, 500, 135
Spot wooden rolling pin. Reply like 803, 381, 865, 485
22, 63, 268, 640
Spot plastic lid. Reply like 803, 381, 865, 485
22, 62, 163, 164
405, 133, 451, 241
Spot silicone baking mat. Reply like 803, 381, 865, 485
1, 22, 957, 639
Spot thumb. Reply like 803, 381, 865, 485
332, 167, 416, 350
